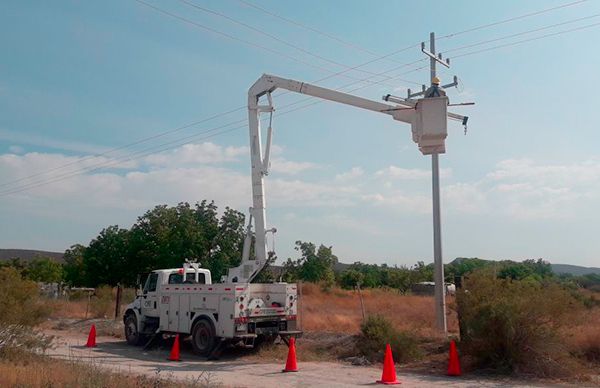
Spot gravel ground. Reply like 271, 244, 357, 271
43, 329, 579, 387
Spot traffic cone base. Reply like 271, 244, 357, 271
282, 337, 299, 372
447, 339, 461, 376
85, 324, 96, 348
377, 344, 400, 385
168, 334, 181, 361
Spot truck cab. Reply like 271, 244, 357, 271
124, 264, 212, 343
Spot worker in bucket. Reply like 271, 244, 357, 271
424, 76, 446, 98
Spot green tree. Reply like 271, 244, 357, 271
25, 257, 64, 283
296, 241, 336, 284
339, 269, 364, 289
75, 201, 247, 286
84, 225, 131, 286
63, 244, 86, 286
128, 201, 245, 281
283, 241, 337, 285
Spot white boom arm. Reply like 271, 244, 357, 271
225, 74, 466, 283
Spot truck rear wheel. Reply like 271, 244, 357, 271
191, 319, 216, 356
124, 313, 144, 346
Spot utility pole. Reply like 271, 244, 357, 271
400, 32, 469, 335
428, 32, 447, 335
418, 31, 457, 335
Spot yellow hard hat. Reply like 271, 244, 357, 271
432, 76, 441, 85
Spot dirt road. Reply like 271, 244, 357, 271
45, 330, 556, 387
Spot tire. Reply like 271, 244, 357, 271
191, 319, 216, 356
124, 313, 143, 346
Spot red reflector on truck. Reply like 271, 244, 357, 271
234, 317, 249, 324
286, 315, 297, 321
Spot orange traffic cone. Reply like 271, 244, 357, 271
447, 339, 461, 376
377, 343, 400, 385
85, 324, 96, 348
282, 337, 298, 372
168, 334, 181, 361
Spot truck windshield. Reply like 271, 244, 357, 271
143, 272, 158, 293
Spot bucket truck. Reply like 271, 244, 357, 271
123, 74, 467, 358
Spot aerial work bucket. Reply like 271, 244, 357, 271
411, 96, 448, 155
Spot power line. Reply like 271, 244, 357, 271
0, 65, 428, 197
134, 0, 416, 88
238, 0, 397, 61
438, 0, 589, 40
179, 0, 402, 83
0, 106, 246, 189
452, 19, 600, 59
4, 0, 593, 192
4, 7, 595, 197
444, 12, 600, 55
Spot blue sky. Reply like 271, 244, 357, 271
1, 0, 600, 267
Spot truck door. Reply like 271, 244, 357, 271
141, 272, 159, 318
168, 294, 180, 332
178, 294, 190, 333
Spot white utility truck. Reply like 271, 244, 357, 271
124, 73, 467, 356
124, 262, 298, 356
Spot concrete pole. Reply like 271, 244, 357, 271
429, 32, 448, 334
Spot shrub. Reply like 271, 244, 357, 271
0, 268, 52, 356
90, 285, 115, 319
457, 270, 583, 377
357, 314, 421, 363
0, 267, 50, 326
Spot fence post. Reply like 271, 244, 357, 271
356, 282, 366, 322
114, 284, 122, 320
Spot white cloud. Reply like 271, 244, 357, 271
335, 167, 364, 182
375, 165, 452, 180
144, 143, 248, 167
443, 159, 600, 220
361, 192, 431, 214
269, 158, 317, 175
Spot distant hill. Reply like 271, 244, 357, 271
551, 264, 600, 276
0, 249, 64, 263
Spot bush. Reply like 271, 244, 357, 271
457, 270, 583, 377
0, 267, 50, 326
357, 315, 421, 363
90, 285, 115, 318
0, 268, 52, 356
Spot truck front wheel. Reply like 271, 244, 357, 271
124, 313, 143, 346
191, 319, 216, 356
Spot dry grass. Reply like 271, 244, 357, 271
567, 307, 600, 363
46, 287, 137, 320
0, 351, 217, 387
298, 283, 458, 337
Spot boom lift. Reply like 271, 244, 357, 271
227, 73, 467, 284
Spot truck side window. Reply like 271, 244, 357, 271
143, 273, 158, 293
197, 273, 206, 284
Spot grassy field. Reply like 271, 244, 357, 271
298, 283, 459, 337
37, 282, 600, 376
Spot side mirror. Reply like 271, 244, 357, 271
136, 289, 143, 297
